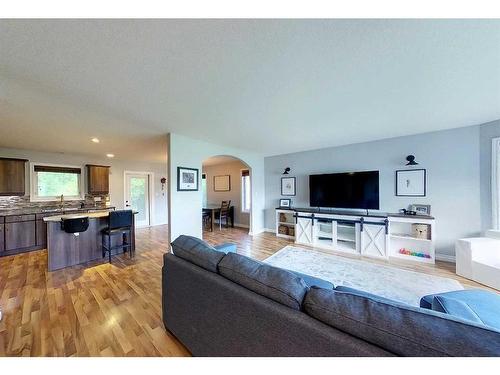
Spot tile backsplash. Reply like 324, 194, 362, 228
0, 194, 110, 211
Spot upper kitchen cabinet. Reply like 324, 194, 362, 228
0, 158, 27, 196
86, 165, 110, 194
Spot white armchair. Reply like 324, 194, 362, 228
456, 230, 500, 290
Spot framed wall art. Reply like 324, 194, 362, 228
396, 169, 426, 197
214, 175, 231, 191
177, 167, 199, 191
281, 176, 296, 196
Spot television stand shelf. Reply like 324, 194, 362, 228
274, 208, 435, 264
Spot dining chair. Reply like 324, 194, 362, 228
218, 200, 231, 230
202, 209, 212, 231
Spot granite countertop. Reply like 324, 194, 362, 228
0, 206, 115, 216
43, 209, 137, 222
43, 211, 113, 222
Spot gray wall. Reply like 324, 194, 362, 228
479, 119, 500, 231
265, 125, 483, 258
202, 160, 250, 227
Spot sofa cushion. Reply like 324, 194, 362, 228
303, 286, 500, 356
214, 243, 238, 254
421, 290, 500, 330
171, 235, 225, 273
218, 252, 308, 310
335, 285, 396, 304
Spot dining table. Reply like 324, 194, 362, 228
203, 204, 235, 231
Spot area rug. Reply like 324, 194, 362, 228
264, 245, 463, 306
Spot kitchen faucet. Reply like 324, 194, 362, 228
60, 194, 64, 211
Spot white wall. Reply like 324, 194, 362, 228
479, 119, 500, 231
264, 126, 482, 258
202, 160, 250, 227
0, 147, 168, 225
167, 133, 265, 244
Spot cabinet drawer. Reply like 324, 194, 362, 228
5, 214, 36, 223
5, 221, 36, 251
0, 216, 4, 224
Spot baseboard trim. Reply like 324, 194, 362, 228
435, 254, 456, 263
212, 220, 250, 229
151, 222, 168, 227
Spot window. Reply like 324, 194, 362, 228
493, 138, 500, 229
201, 173, 207, 207
241, 169, 251, 212
31, 164, 83, 201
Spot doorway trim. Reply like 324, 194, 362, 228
124, 170, 155, 227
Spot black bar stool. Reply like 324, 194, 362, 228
102, 209, 134, 263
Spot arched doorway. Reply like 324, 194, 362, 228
201, 155, 252, 235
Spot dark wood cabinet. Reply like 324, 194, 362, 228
36, 219, 47, 248
0, 222, 4, 254
0, 158, 27, 196
87, 165, 110, 194
5, 220, 36, 251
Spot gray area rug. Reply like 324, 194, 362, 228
264, 245, 463, 306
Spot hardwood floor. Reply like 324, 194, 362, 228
0, 225, 189, 357
0, 225, 496, 357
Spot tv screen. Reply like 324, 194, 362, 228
309, 171, 379, 209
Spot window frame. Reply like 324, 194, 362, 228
241, 169, 251, 213
201, 173, 208, 207
30, 162, 84, 202
492, 138, 500, 230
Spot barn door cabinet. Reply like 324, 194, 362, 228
86, 165, 110, 195
0, 158, 27, 196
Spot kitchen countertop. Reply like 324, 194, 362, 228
43, 210, 137, 222
0, 206, 115, 216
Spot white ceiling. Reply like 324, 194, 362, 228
0, 19, 499, 162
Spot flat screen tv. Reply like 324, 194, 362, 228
309, 171, 379, 210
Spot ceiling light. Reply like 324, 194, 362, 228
91, 138, 100, 143
106, 153, 115, 158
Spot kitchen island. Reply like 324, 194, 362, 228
44, 211, 135, 271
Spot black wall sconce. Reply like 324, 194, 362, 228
405, 155, 419, 166
283, 167, 291, 175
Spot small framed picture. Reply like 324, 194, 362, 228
281, 177, 296, 196
177, 167, 199, 191
279, 198, 292, 208
410, 204, 431, 216
396, 169, 426, 197
214, 175, 231, 192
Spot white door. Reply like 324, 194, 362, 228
360, 224, 387, 258
295, 217, 314, 245
125, 173, 150, 227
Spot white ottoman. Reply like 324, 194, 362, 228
456, 234, 500, 290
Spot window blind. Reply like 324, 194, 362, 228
34, 165, 81, 174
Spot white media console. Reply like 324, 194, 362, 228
276, 208, 436, 264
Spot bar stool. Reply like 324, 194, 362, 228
102, 209, 134, 263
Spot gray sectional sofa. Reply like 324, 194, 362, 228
162, 235, 500, 357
